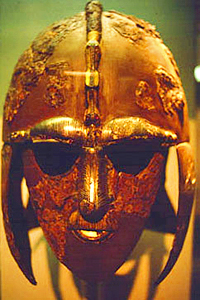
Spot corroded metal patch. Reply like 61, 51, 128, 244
44, 62, 74, 108
4, 13, 84, 123
155, 67, 184, 116
107, 11, 160, 43
85, 0, 103, 34
4, 47, 40, 123
135, 80, 156, 110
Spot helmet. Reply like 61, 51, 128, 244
2, 0, 195, 285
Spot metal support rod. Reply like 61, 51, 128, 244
80, 280, 105, 300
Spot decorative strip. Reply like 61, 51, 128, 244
84, 1, 103, 130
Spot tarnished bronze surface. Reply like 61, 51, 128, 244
1, 0, 195, 286
22, 147, 165, 280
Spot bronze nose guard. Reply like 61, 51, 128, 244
76, 148, 114, 222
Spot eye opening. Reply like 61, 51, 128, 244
105, 140, 167, 175
30, 142, 80, 176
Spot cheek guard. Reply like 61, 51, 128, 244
2, 0, 196, 286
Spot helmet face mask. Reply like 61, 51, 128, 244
21, 133, 166, 281
2, 0, 195, 285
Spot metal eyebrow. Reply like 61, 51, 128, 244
101, 117, 178, 146
7, 117, 86, 144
